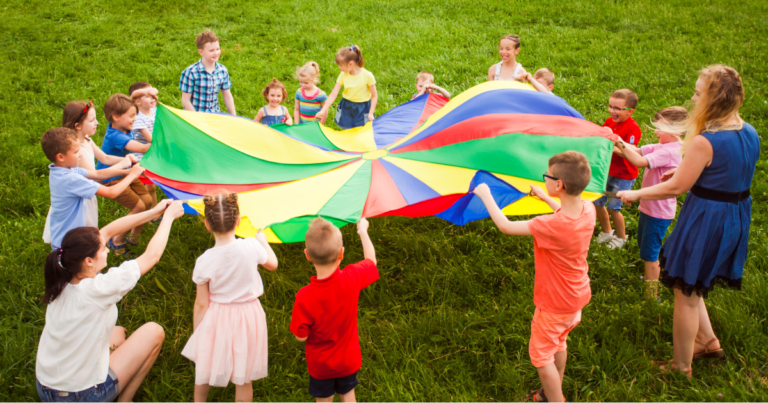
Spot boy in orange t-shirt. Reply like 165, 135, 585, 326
474, 151, 595, 403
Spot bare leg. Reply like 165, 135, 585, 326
235, 382, 253, 402
595, 205, 612, 234
339, 388, 356, 402
608, 209, 627, 239
129, 195, 153, 240
553, 349, 567, 383
644, 261, 660, 299
316, 396, 334, 402
114, 199, 146, 245
109, 322, 165, 402
671, 289, 698, 373
110, 326, 126, 352
537, 363, 564, 402
194, 384, 211, 402
694, 298, 719, 351
146, 184, 158, 211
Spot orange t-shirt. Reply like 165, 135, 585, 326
527, 200, 595, 314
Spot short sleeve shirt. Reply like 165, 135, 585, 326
179, 60, 232, 113
296, 88, 329, 123
336, 69, 376, 103
130, 108, 156, 160
639, 142, 683, 220
192, 238, 268, 304
48, 165, 100, 249
95, 124, 132, 183
527, 200, 595, 314
290, 259, 379, 379
604, 117, 642, 180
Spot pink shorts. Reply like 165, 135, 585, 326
529, 308, 582, 368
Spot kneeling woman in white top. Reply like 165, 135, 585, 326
35, 199, 185, 402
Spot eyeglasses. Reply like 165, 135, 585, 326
78, 100, 94, 121
542, 173, 566, 189
607, 105, 631, 112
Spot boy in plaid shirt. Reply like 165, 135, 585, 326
179, 29, 236, 115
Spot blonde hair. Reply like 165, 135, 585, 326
416, 71, 434, 83
195, 29, 219, 50
651, 106, 688, 137
305, 217, 343, 265
610, 89, 638, 109
500, 34, 521, 49
297, 61, 321, 84
682, 65, 744, 154
533, 68, 555, 86
335, 44, 365, 68
103, 94, 136, 123
203, 193, 240, 233
549, 151, 591, 196
262, 78, 287, 102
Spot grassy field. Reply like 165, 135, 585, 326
1, 0, 768, 401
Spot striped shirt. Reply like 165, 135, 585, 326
130, 107, 155, 161
179, 60, 232, 113
295, 88, 328, 123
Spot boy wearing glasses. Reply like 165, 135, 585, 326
474, 151, 595, 403
593, 89, 641, 249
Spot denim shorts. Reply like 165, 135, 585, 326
37, 368, 119, 402
335, 98, 370, 130
636, 211, 672, 261
593, 175, 636, 211
309, 371, 359, 398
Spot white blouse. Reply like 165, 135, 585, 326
36, 260, 141, 392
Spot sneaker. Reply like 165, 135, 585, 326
606, 236, 628, 249
595, 231, 615, 244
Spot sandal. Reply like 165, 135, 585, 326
126, 234, 140, 247
107, 238, 131, 257
526, 388, 549, 402
656, 360, 693, 378
693, 337, 725, 360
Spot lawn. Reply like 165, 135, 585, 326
1, 0, 768, 401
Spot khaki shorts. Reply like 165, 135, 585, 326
104, 177, 150, 210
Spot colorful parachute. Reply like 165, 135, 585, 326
141, 81, 616, 243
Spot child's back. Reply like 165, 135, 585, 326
193, 238, 267, 303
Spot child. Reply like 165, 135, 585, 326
488, 34, 527, 81
181, 193, 278, 402
474, 151, 595, 403
290, 217, 378, 402
614, 106, 687, 299
96, 93, 158, 254
129, 81, 160, 209
180, 29, 236, 115
41, 127, 144, 249
593, 89, 642, 249
517, 68, 555, 94
315, 44, 378, 130
413, 71, 451, 100
254, 78, 293, 126
294, 61, 329, 124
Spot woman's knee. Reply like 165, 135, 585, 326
141, 322, 166, 345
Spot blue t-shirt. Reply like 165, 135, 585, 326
49, 165, 101, 249
96, 124, 132, 183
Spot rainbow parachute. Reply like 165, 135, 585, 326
141, 81, 615, 243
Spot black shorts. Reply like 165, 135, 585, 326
308, 371, 359, 398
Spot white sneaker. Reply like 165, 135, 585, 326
606, 236, 628, 249
595, 231, 615, 244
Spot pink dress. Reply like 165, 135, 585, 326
181, 238, 269, 387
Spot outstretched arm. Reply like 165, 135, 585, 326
135, 201, 185, 275
357, 218, 376, 265
255, 231, 279, 271
529, 184, 560, 211
474, 183, 532, 236
430, 84, 451, 99
101, 199, 171, 242
615, 140, 649, 168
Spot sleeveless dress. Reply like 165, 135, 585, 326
42, 140, 99, 243
493, 62, 525, 81
260, 106, 287, 127
660, 123, 760, 297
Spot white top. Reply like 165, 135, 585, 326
36, 260, 141, 391
130, 107, 156, 161
193, 238, 268, 304
494, 62, 526, 81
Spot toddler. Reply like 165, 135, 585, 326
315, 44, 378, 130
488, 34, 527, 81
294, 61, 329, 124
614, 106, 687, 299
182, 193, 278, 402
254, 78, 293, 127
474, 151, 595, 403
290, 218, 378, 402
593, 89, 642, 249
413, 71, 451, 100
128, 81, 160, 208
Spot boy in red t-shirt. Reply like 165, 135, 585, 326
594, 89, 641, 249
290, 217, 378, 402
474, 151, 595, 403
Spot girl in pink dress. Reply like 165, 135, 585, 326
181, 193, 278, 402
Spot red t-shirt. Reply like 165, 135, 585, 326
604, 117, 642, 180
290, 259, 379, 379
527, 200, 595, 314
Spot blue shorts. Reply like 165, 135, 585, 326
636, 212, 672, 262
309, 371, 359, 398
335, 98, 370, 130
593, 175, 636, 211
37, 368, 119, 402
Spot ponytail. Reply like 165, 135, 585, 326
335, 44, 365, 68
44, 227, 102, 304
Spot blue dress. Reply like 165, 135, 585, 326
261, 106, 287, 127
660, 123, 760, 297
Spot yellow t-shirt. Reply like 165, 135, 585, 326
336, 68, 376, 103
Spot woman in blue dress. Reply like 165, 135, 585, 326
618, 65, 759, 377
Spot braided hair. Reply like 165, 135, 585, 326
203, 193, 240, 233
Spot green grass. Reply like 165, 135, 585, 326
1, 0, 768, 401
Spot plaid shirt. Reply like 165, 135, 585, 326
179, 60, 232, 113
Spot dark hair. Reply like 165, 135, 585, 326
203, 193, 240, 233
129, 81, 151, 96
44, 227, 102, 304
40, 127, 78, 162
335, 44, 365, 68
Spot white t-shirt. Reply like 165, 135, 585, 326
36, 260, 141, 392
193, 238, 268, 304
130, 107, 156, 161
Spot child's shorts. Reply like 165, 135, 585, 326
636, 211, 672, 261
309, 371, 358, 398
593, 175, 636, 211
529, 308, 582, 368
335, 98, 371, 130
104, 177, 150, 209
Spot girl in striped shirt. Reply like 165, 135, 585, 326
293, 61, 328, 124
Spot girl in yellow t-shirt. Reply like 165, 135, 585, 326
315, 44, 378, 130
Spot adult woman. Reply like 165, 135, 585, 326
618, 65, 760, 377
36, 200, 184, 402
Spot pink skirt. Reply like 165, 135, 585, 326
181, 299, 268, 387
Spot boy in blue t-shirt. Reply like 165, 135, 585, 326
41, 127, 144, 249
